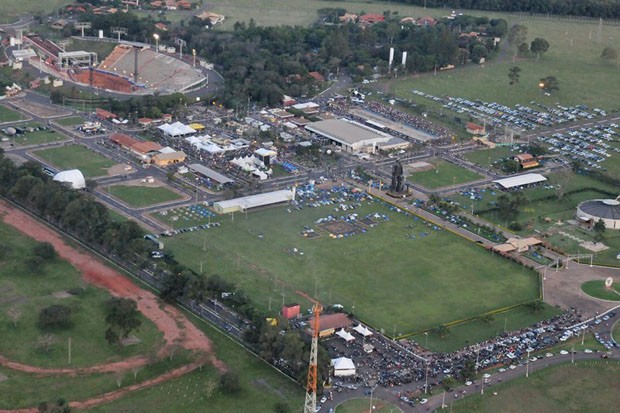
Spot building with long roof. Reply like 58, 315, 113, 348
306, 119, 409, 153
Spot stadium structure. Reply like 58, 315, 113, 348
576, 197, 620, 230
22, 35, 207, 95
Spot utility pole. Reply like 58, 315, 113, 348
75, 22, 91, 37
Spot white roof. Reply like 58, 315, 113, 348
331, 357, 355, 370
353, 324, 373, 337
336, 329, 355, 342
158, 121, 195, 137
255, 148, 277, 157
188, 163, 233, 184
159, 146, 176, 154
214, 189, 294, 213
53, 169, 86, 189
292, 102, 319, 110
493, 173, 547, 189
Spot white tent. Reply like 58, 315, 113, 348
158, 121, 195, 137
353, 324, 373, 337
336, 329, 355, 342
331, 357, 356, 377
53, 169, 86, 190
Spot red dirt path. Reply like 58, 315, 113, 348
0, 201, 226, 411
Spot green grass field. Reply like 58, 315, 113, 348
0, 105, 24, 122
34, 144, 116, 177
55, 116, 85, 127
581, 280, 620, 301
336, 397, 402, 413
10, 124, 69, 146
407, 159, 484, 189
412, 303, 560, 353
386, 15, 620, 111
452, 360, 620, 412
0, 222, 163, 369
463, 146, 522, 168
106, 184, 183, 208
1, 0, 69, 20
165, 196, 541, 337
86, 309, 303, 413
0, 351, 192, 409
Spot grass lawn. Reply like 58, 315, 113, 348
612, 320, 620, 343
407, 159, 484, 189
0, 222, 163, 369
336, 397, 402, 413
56, 116, 86, 127
581, 280, 620, 301
386, 14, 620, 111
65, 39, 117, 61
87, 309, 304, 413
1, 0, 69, 19
0, 352, 192, 409
411, 304, 560, 353
105, 185, 183, 208
165, 196, 541, 337
0, 105, 24, 122
452, 360, 620, 413
463, 146, 523, 169
11, 124, 70, 146
34, 144, 116, 177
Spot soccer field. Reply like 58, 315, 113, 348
34, 144, 116, 178
165, 192, 540, 336
407, 159, 484, 189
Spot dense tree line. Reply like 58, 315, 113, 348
365, 0, 620, 19
0, 148, 328, 386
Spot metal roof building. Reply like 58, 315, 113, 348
577, 198, 620, 229
188, 163, 234, 185
213, 189, 294, 214
306, 119, 409, 153
493, 173, 547, 189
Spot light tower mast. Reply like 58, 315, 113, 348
303, 302, 322, 413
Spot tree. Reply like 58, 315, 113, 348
442, 376, 458, 391
434, 324, 450, 339
37, 333, 57, 353
470, 44, 488, 63
601, 46, 618, 61
219, 371, 241, 394
39, 305, 72, 329
530, 38, 550, 60
539, 76, 559, 93
105, 297, 142, 345
508, 24, 528, 53
33, 242, 57, 261
497, 195, 518, 222
6, 306, 21, 328
594, 218, 606, 242
480, 314, 495, 324
508, 66, 521, 85
527, 301, 544, 313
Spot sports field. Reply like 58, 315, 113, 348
453, 360, 620, 412
2, 0, 69, 20
105, 184, 183, 208
10, 124, 67, 146
34, 144, 116, 177
165, 194, 540, 336
407, 159, 484, 189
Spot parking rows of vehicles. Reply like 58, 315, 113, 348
411, 89, 605, 133
537, 121, 620, 170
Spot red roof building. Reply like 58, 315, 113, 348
466, 122, 485, 135
282, 303, 300, 319
308, 71, 325, 82
96, 107, 118, 120
359, 14, 385, 24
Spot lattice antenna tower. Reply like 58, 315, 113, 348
303, 302, 322, 413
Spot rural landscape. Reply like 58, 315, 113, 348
1, 0, 620, 412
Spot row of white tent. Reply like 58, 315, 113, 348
335, 324, 373, 343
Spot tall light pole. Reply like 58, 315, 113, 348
192, 48, 196, 67
369, 384, 377, 412
153, 33, 160, 53
424, 360, 429, 394
526, 349, 531, 378
424, 331, 429, 349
